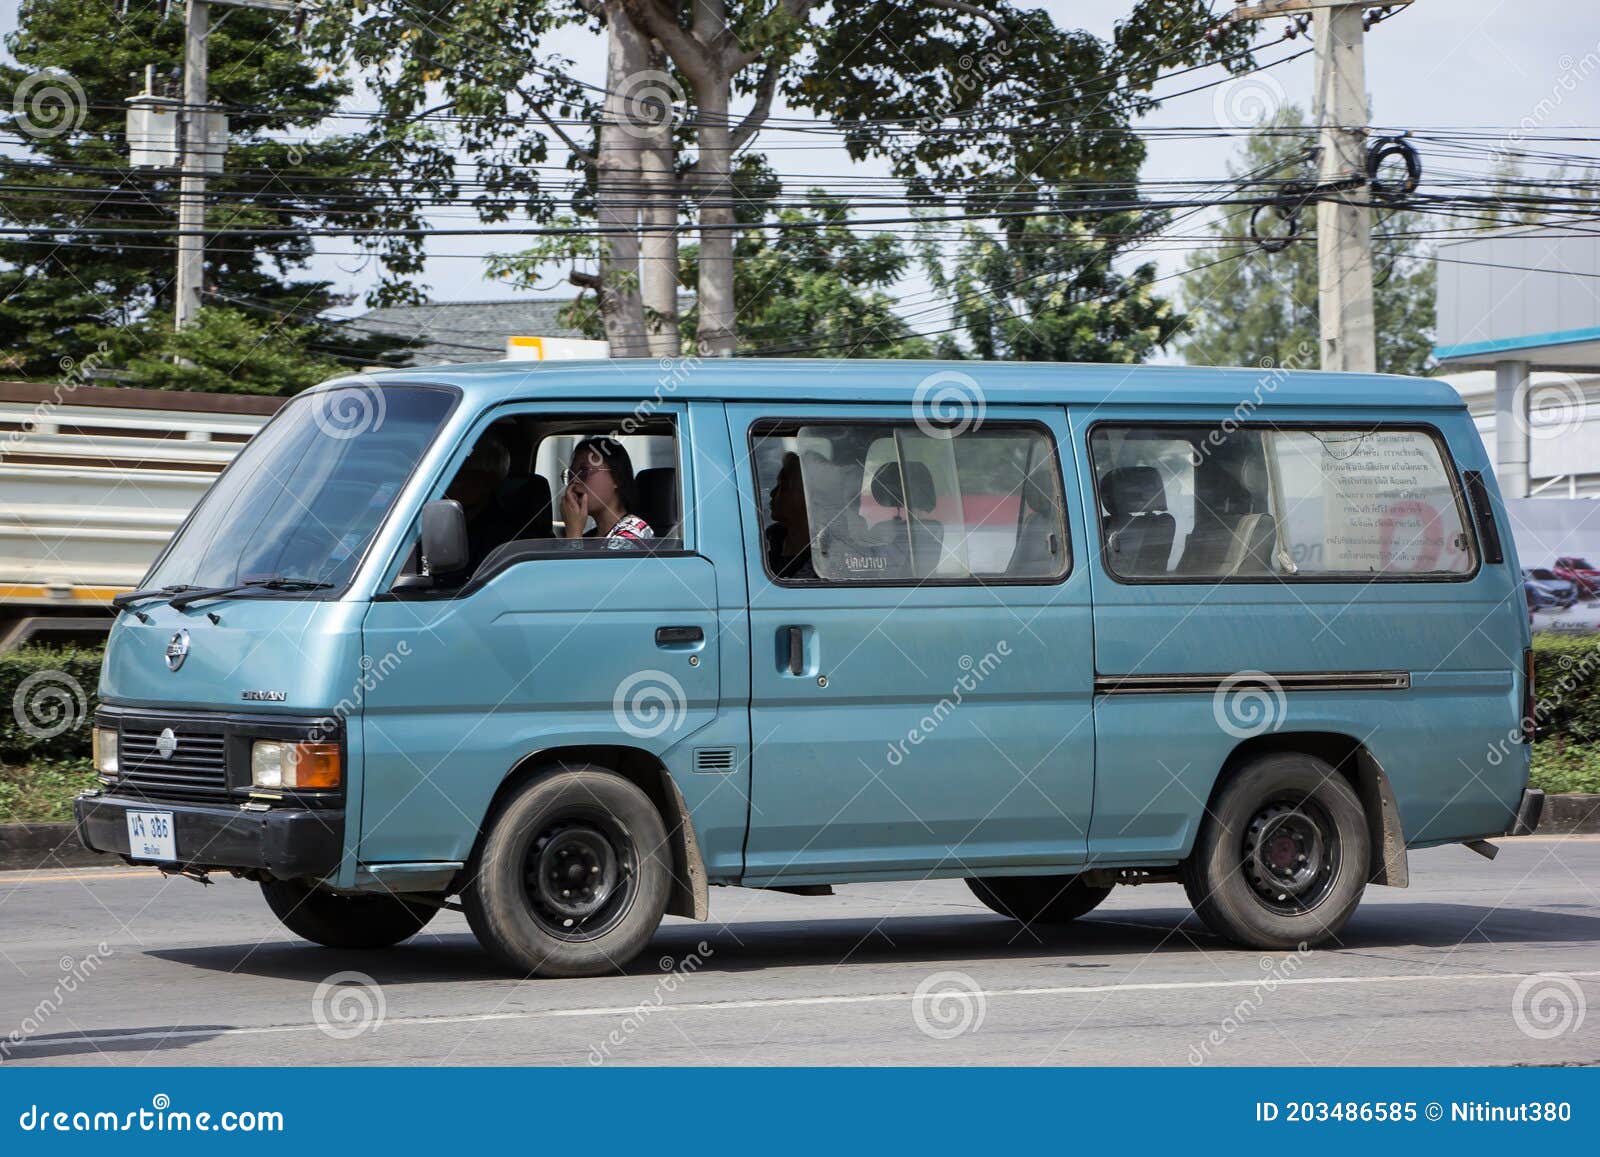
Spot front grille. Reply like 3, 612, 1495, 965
118, 727, 230, 802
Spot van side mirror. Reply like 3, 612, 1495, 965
420, 499, 470, 575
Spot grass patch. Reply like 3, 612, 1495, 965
0, 759, 97, 824
1530, 741, 1600, 796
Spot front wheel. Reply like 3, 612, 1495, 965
463, 766, 671, 978
965, 874, 1112, 925
261, 880, 437, 949
1181, 753, 1370, 949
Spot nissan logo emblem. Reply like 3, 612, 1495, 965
155, 728, 177, 760
165, 629, 190, 672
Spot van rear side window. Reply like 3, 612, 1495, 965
1089, 424, 1476, 581
751, 421, 1069, 584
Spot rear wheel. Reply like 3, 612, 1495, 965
965, 874, 1112, 925
1181, 753, 1370, 949
463, 766, 671, 978
261, 880, 437, 949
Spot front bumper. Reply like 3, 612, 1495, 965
1507, 788, 1544, 837
74, 791, 343, 880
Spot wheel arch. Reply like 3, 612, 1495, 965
467, 744, 709, 919
1216, 731, 1408, 887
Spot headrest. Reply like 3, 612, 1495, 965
635, 467, 678, 533
870, 462, 936, 512
1021, 459, 1057, 517
462, 436, 511, 483
1101, 466, 1167, 517
495, 473, 553, 538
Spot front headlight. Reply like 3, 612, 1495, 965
251, 741, 341, 790
93, 728, 118, 778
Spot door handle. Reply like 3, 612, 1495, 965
655, 625, 703, 646
787, 626, 805, 676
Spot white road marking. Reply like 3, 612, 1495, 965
7, 968, 1598, 1053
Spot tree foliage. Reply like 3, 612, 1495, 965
0, 0, 418, 386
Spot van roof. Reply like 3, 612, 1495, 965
334, 358, 1466, 411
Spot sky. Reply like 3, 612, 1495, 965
4, 0, 1597, 329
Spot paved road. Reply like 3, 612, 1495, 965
1, 838, 1596, 1067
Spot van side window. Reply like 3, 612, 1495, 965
420, 413, 682, 589
751, 422, 1069, 584
1089, 425, 1476, 580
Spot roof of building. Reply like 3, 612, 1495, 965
310, 358, 1469, 412
341, 298, 591, 365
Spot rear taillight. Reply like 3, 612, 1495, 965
1522, 648, 1536, 743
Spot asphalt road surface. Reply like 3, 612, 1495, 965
2, 837, 1596, 1067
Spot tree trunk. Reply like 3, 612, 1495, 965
690, 84, 736, 356
596, 1, 650, 357
635, 38, 680, 356
688, 0, 736, 357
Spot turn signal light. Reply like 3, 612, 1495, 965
251, 741, 342, 790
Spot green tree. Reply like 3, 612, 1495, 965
928, 205, 1181, 363
1178, 105, 1436, 376
0, 0, 420, 387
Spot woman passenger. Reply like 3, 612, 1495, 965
561, 436, 654, 547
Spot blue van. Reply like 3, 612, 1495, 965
75, 360, 1543, 976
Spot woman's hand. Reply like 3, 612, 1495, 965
561, 481, 590, 538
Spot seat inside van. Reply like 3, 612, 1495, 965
1102, 466, 1176, 575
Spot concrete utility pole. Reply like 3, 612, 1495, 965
175, 0, 209, 330
1230, 0, 1410, 374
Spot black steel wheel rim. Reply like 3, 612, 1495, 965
523, 807, 638, 940
1241, 795, 1341, 915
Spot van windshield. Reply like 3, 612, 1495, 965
144, 384, 454, 594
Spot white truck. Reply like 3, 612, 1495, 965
0, 380, 280, 652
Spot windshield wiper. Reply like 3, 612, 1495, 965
112, 584, 198, 612
168, 576, 334, 610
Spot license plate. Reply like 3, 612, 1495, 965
125, 810, 177, 862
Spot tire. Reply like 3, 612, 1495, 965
1181, 752, 1370, 949
965, 874, 1113, 925
463, 766, 671, 978
261, 880, 437, 949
